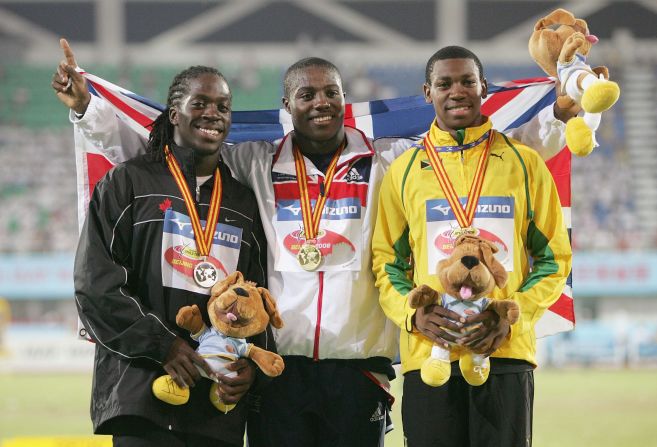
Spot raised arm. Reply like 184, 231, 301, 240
52, 38, 148, 164
506, 84, 581, 161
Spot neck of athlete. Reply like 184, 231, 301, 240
194, 151, 221, 177
295, 127, 346, 155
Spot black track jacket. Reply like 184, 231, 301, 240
74, 144, 269, 444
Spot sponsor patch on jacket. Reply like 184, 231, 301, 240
425, 196, 515, 274
161, 209, 242, 294
273, 197, 362, 272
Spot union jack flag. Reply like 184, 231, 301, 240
75, 71, 573, 338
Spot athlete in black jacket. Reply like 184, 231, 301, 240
73, 66, 269, 447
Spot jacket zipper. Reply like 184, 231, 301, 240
313, 271, 325, 361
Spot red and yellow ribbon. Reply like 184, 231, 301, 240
423, 131, 494, 228
292, 141, 346, 240
164, 145, 222, 256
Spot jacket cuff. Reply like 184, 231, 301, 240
405, 302, 420, 334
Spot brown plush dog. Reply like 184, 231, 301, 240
408, 235, 518, 387
528, 8, 620, 157
152, 271, 284, 412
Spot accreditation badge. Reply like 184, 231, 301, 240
161, 209, 242, 294
273, 197, 362, 272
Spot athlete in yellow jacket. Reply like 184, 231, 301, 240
372, 46, 572, 447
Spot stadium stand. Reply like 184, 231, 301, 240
0, 61, 649, 253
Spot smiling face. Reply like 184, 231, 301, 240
170, 73, 232, 157
282, 65, 345, 154
423, 58, 487, 136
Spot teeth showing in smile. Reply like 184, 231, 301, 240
199, 128, 219, 136
313, 116, 332, 123
448, 106, 471, 112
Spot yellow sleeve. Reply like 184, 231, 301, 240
510, 151, 572, 336
372, 157, 417, 331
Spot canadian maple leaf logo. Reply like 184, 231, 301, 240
159, 198, 172, 212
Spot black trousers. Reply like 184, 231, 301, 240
402, 370, 534, 447
248, 357, 388, 447
109, 416, 240, 447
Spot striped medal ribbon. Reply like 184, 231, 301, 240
423, 131, 494, 234
164, 145, 223, 287
292, 140, 346, 271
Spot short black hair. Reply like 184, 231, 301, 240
283, 57, 342, 98
425, 46, 484, 84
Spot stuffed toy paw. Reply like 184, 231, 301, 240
558, 32, 619, 114
152, 375, 190, 405
420, 346, 452, 387
459, 353, 490, 386
565, 116, 596, 157
209, 383, 236, 413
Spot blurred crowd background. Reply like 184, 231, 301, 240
1, 0, 657, 373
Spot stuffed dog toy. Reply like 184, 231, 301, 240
152, 271, 284, 412
529, 8, 620, 157
408, 235, 519, 387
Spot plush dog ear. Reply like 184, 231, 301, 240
479, 240, 508, 289
574, 18, 589, 35
258, 287, 284, 329
210, 271, 244, 298
534, 8, 575, 30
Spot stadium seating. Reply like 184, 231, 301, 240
0, 63, 651, 253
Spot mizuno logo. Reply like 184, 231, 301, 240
282, 204, 302, 216
170, 218, 192, 231
431, 204, 451, 216
476, 203, 511, 214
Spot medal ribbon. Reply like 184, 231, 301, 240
164, 145, 222, 256
423, 131, 494, 228
293, 141, 346, 240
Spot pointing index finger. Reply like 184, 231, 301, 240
60, 38, 77, 67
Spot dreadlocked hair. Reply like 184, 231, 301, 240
146, 65, 227, 161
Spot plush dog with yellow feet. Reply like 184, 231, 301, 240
408, 235, 519, 387
529, 8, 621, 157
152, 271, 284, 412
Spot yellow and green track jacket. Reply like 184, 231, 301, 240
372, 119, 572, 374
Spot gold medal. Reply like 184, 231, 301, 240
292, 140, 346, 271
297, 242, 323, 271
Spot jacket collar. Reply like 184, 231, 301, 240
272, 126, 374, 176
168, 142, 227, 174
427, 117, 492, 149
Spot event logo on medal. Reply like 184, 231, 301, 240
426, 196, 515, 273
164, 245, 227, 287
434, 226, 508, 260
275, 197, 361, 271
283, 228, 356, 267
162, 209, 242, 294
